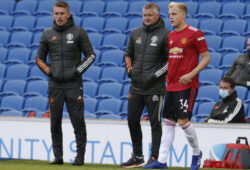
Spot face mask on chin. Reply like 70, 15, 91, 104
219, 89, 230, 99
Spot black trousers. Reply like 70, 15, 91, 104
127, 93, 163, 159
49, 87, 87, 159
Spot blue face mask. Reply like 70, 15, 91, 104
219, 89, 229, 99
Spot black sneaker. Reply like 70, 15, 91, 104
120, 154, 145, 168
49, 158, 63, 165
145, 156, 156, 166
72, 155, 84, 166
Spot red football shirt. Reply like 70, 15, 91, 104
167, 25, 208, 91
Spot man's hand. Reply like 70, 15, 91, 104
179, 72, 193, 85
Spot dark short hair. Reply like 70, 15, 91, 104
221, 76, 235, 88
143, 2, 160, 14
54, 1, 70, 12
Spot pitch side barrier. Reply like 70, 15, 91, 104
0, 117, 249, 167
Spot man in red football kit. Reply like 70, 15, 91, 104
143, 2, 210, 170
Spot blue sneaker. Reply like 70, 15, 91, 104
190, 151, 202, 170
143, 160, 168, 169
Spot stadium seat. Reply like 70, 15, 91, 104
22, 96, 48, 114
7, 31, 33, 49
156, 1, 170, 18
99, 67, 125, 83
0, 0, 15, 15
87, 33, 103, 49
30, 32, 42, 49
98, 114, 122, 120
93, 49, 101, 65
207, 52, 222, 68
67, 1, 83, 16
73, 16, 82, 27
10, 16, 36, 32
126, 18, 143, 33
0, 15, 14, 31
186, 18, 199, 28
125, 1, 147, 18
120, 83, 130, 100
0, 79, 2, 92
84, 112, 97, 119
0, 110, 23, 117
0, 79, 26, 97
199, 69, 223, 86
218, 36, 246, 55
102, 17, 128, 35
28, 65, 47, 81
97, 50, 124, 67
34, 1, 56, 17
27, 49, 38, 66
163, 18, 173, 31
102, 1, 129, 18
0, 48, 8, 63
192, 102, 199, 116
84, 98, 97, 113
185, 2, 198, 17
235, 86, 248, 101
0, 63, 6, 79
218, 2, 245, 20
195, 2, 221, 20
242, 4, 250, 22
0, 95, 24, 113
79, 1, 105, 18
100, 33, 127, 51
83, 82, 98, 98
24, 80, 48, 97
82, 17, 105, 33
195, 102, 216, 119
97, 82, 123, 99
119, 100, 128, 117
243, 22, 250, 37
218, 53, 241, 73
95, 98, 122, 116
0, 31, 10, 47
199, 19, 223, 36
33, 16, 54, 32
5, 64, 30, 80
219, 19, 247, 37
205, 35, 222, 52
4, 48, 31, 65
11, 0, 37, 17
82, 65, 102, 82
196, 85, 219, 103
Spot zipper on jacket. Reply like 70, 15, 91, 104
141, 32, 149, 94
60, 32, 64, 78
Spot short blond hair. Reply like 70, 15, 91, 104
168, 2, 187, 15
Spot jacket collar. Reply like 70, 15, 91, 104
222, 90, 237, 102
53, 16, 74, 32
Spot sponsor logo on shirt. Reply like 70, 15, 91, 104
197, 37, 205, 41
66, 33, 74, 44
136, 37, 142, 44
169, 47, 183, 58
181, 37, 187, 45
150, 35, 158, 47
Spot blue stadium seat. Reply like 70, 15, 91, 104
93, 49, 101, 65
219, 19, 247, 37
4, 48, 31, 65
73, 16, 82, 26
119, 100, 128, 117
28, 65, 47, 81
82, 17, 105, 33
0, 79, 2, 92
0, 48, 8, 63
0, 80, 26, 97
218, 53, 241, 73
11, 0, 37, 17
5, 64, 30, 80
199, 19, 223, 36
85, 112, 97, 119
218, 36, 246, 55
0, 110, 23, 117
33, 16, 54, 32
97, 50, 124, 67
163, 18, 173, 31
102, 1, 129, 18
125, 1, 147, 18
87, 33, 103, 49
83, 82, 98, 98
205, 35, 222, 52
235, 86, 248, 101
0, 0, 15, 15
0, 95, 24, 113
156, 1, 170, 18
0, 31, 10, 47
28, 49, 38, 66
79, 1, 105, 18
126, 18, 143, 34
84, 98, 97, 113
95, 98, 122, 116
195, 2, 222, 20
0, 63, 6, 79
0, 15, 13, 31
120, 83, 130, 100
196, 85, 219, 103
195, 102, 216, 119
30, 32, 42, 49
192, 102, 199, 116
22, 96, 48, 114
23, 80, 48, 97
7, 31, 33, 49
218, 2, 246, 20
242, 4, 250, 22
82, 66, 102, 82
34, 1, 56, 17
207, 52, 222, 68
199, 69, 223, 87
97, 82, 123, 99
243, 22, 250, 37
100, 33, 127, 51
186, 18, 199, 28
102, 17, 128, 35
185, 2, 198, 17
99, 67, 125, 83
67, 1, 83, 16
98, 114, 122, 120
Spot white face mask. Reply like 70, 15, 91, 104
219, 89, 230, 99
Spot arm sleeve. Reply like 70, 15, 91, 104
36, 31, 50, 76
75, 28, 96, 75
194, 30, 208, 54
124, 33, 134, 77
